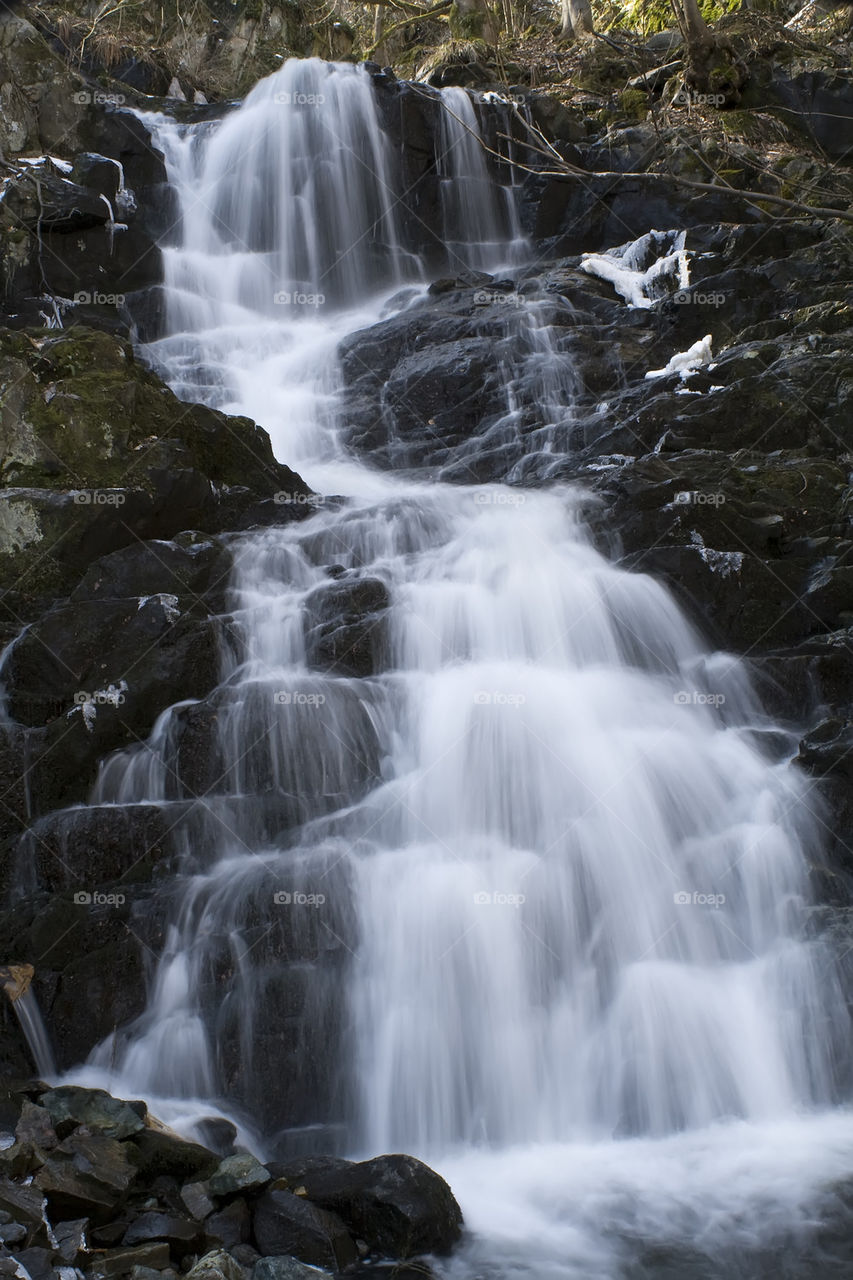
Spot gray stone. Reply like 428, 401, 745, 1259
98, 1242, 171, 1276
39, 1086, 146, 1140
253, 1258, 332, 1280
208, 1154, 271, 1198
14, 1100, 57, 1150
252, 1190, 357, 1271
182, 1180, 215, 1221
123, 1210, 201, 1249
186, 1250, 248, 1280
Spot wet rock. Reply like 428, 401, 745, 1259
123, 1209, 202, 1250
128, 1127, 219, 1183
208, 1155, 271, 1199
15, 804, 187, 894
0, 167, 110, 233
34, 1131, 137, 1222
98, 1241, 172, 1275
252, 1259, 331, 1280
251, 1189, 357, 1270
182, 1181, 216, 1221
0, 1176, 44, 1225
14, 1099, 56, 1150
195, 1118, 239, 1157
303, 576, 391, 677
204, 1198, 251, 1251
71, 535, 232, 610
0, 327, 312, 600
186, 1249, 248, 1280
39, 1086, 146, 1140
52, 1216, 88, 1263
265, 1155, 462, 1259
8, 1246, 53, 1280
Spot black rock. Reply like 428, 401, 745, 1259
252, 1187, 358, 1270
266, 1153, 463, 1258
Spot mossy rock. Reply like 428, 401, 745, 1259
619, 88, 650, 121
0, 327, 312, 602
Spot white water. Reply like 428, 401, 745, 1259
71, 59, 853, 1274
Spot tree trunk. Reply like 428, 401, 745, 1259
560, 0, 594, 39
450, 0, 501, 44
372, 2, 387, 64
674, 0, 715, 53
671, 0, 746, 100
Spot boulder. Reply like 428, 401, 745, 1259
34, 1131, 137, 1222
123, 1209, 203, 1250
265, 1154, 463, 1258
204, 1198, 252, 1251
251, 1189, 357, 1270
303, 577, 391, 677
39, 1086, 146, 1140
208, 1154, 271, 1199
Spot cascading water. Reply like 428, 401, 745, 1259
70, 56, 853, 1276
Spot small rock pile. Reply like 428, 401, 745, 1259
0, 1083, 463, 1280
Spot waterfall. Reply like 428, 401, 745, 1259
1, 964, 56, 1078
69, 58, 853, 1275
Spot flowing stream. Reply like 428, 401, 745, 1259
72, 58, 853, 1277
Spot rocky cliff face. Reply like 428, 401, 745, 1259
0, 0, 852, 1180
